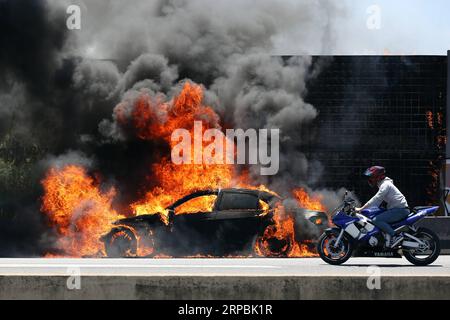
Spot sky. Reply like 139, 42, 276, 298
72, 0, 450, 57
333, 0, 450, 55
252, 0, 450, 55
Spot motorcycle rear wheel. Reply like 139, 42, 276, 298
317, 231, 353, 265
403, 227, 440, 266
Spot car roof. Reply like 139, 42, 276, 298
218, 188, 280, 201
166, 188, 280, 209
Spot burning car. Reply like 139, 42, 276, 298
101, 188, 328, 257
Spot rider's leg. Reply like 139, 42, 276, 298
372, 208, 410, 236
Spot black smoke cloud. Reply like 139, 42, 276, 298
0, 0, 68, 256
0, 0, 122, 255
0, 0, 344, 256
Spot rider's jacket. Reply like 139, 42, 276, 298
365, 177, 408, 209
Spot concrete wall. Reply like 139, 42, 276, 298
1, 275, 450, 299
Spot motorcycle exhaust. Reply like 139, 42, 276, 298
401, 241, 420, 248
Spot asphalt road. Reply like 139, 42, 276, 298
1, 256, 449, 277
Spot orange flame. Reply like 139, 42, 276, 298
124, 82, 235, 221
292, 188, 327, 211
254, 204, 317, 257
41, 165, 123, 257
426, 111, 434, 129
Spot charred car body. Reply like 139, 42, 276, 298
101, 188, 328, 257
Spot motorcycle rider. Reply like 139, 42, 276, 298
355, 166, 410, 248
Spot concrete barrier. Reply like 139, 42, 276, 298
1, 275, 450, 299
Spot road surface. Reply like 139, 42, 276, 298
1, 257, 450, 299
1, 256, 449, 276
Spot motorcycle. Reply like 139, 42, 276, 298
317, 191, 441, 266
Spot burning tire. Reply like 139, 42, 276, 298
253, 225, 294, 257
104, 226, 137, 258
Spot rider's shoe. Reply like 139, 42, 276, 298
384, 233, 391, 247
389, 234, 404, 248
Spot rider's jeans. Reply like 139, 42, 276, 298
371, 208, 410, 236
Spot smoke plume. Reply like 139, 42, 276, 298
0, 0, 345, 256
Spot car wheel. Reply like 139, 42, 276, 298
104, 226, 137, 258
253, 225, 294, 257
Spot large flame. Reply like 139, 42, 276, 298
41, 82, 325, 258
115, 82, 221, 144
254, 204, 316, 257
41, 165, 123, 257
292, 188, 327, 212
125, 82, 236, 220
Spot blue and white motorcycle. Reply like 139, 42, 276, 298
318, 192, 440, 266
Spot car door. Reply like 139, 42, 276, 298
213, 191, 264, 252
170, 192, 220, 255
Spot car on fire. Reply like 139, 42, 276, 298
101, 188, 328, 257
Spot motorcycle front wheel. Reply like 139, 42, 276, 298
317, 231, 353, 265
403, 227, 440, 266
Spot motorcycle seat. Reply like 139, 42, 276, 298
403, 207, 433, 219
390, 215, 409, 223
